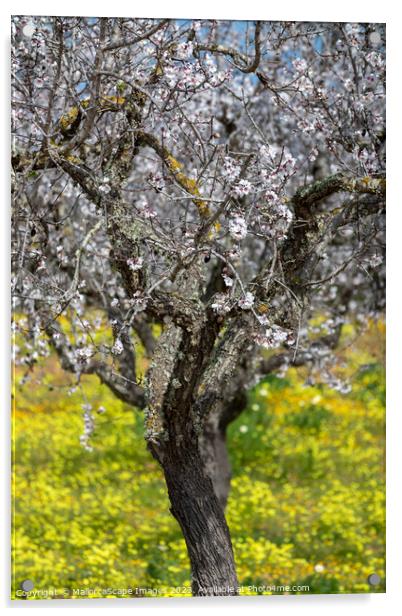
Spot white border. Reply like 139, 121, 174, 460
1, 1, 391, 22
2, 1, 401, 614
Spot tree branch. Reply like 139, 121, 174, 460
292, 173, 385, 211
45, 321, 145, 408
102, 19, 170, 52
259, 324, 343, 375
197, 21, 262, 74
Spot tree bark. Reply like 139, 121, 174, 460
200, 390, 248, 509
200, 415, 232, 509
151, 437, 239, 596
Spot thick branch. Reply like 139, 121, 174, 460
292, 173, 385, 211
197, 21, 262, 74
137, 131, 210, 218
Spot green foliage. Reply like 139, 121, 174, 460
11, 321, 385, 598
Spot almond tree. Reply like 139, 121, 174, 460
12, 16, 385, 596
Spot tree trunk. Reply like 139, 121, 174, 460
200, 390, 248, 509
153, 438, 239, 596
199, 415, 232, 509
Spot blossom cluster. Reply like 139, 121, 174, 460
229, 215, 248, 241
253, 325, 290, 349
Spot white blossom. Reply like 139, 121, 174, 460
99, 177, 111, 194
369, 254, 383, 268
229, 215, 248, 241
231, 179, 253, 197
130, 291, 148, 313
238, 292, 254, 310
148, 173, 165, 191
223, 156, 241, 181
77, 346, 93, 360
276, 203, 293, 224
175, 41, 194, 60
127, 256, 144, 271
222, 273, 234, 288
293, 58, 308, 73
264, 190, 280, 205
112, 338, 124, 355
211, 293, 231, 315
141, 205, 158, 219
254, 325, 288, 349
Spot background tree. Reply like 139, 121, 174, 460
11, 16, 385, 596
